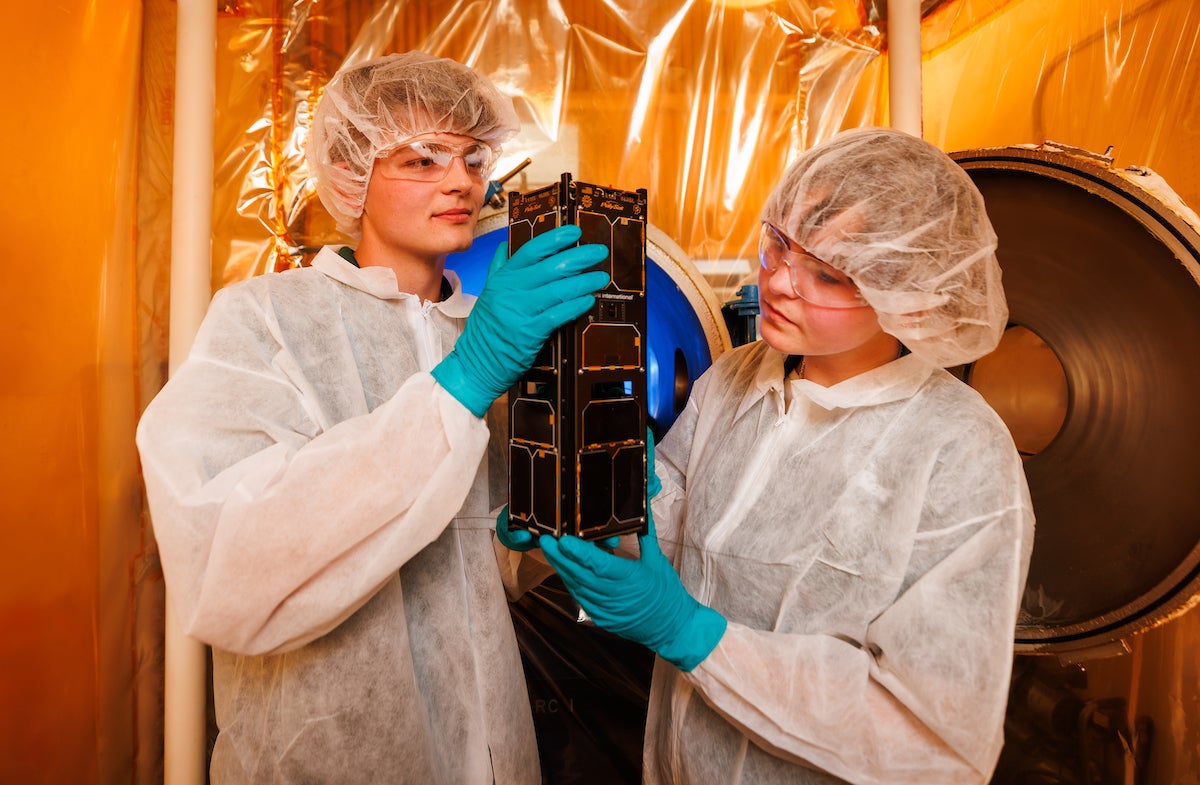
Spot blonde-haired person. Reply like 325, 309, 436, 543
137, 51, 609, 784
528, 128, 1034, 785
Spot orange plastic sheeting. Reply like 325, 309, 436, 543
152, 0, 1200, 315
918, 6, 1200, 781
1084, 610, 1200, 783
150, 0, 886, 303
920, 0, 1200, 207
0, 2, 149, 785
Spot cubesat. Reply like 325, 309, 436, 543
506, 175, 649, 542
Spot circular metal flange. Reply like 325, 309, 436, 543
952, 146, 1200, 658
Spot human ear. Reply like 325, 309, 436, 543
327, 160, 364, 214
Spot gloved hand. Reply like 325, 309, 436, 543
497, 427, 660, 552
539, 508, 726, 672
495, 505, 538, 552
433, 225, 609, 417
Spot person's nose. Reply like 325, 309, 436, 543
439, 155, 475, 192
764, 261, 797, 298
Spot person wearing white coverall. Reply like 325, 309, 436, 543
135, 52, 611, 784
500, 128, 1035, 785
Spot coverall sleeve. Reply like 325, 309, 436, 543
683, 439, 1034, 785
646, 370, 709, 564
136, 289, 490, 656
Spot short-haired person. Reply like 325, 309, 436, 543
512, 127, 1035, 785
136, 51, 609, 784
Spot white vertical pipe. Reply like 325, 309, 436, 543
165, 1, 215, 784
887, 0, 923, 137
163, 608, 207, 785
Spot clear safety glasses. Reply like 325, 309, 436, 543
375, 137, 496, 183
758, 222, 869, 309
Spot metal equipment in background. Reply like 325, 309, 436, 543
721, 284, 761, 349
952, 142, 1200, 785
952, 143, 1200, 657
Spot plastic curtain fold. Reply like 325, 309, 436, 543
0, 2, 153, 785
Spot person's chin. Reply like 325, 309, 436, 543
436, 222, 476, 252
759, 316, 803, 354
447, 234, 474, 253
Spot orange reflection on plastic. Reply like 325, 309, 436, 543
0, 1, 147, 784
922, 0, 1200, 209
202, 0, 886, 302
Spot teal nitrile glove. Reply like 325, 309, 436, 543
432, 225, 609, 417
539, 509, 727, 672
495, 505, 537, 552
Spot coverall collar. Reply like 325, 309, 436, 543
311, 246, 473, 318
738, 345, 936, 420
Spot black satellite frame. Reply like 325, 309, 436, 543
506, 174, 649, 541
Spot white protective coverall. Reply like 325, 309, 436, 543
136, 247, 537, 784
643, 341, 1034, 785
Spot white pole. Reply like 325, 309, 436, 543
887, 0, 923, 137
165, 1, 215, 784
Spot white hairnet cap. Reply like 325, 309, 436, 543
307, 51, 520, 237
761, 127, 1008, 367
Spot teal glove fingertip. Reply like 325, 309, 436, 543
495, 506, 538, 552
486, 240, 509, 276
576, 242, 610, 264
511, 224, 582, 266
554, 533, 589, 553
504, 528, 537, 551
542, 532, 619, 549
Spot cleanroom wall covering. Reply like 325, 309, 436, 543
137, 6, 1197, 785
136, 0, 1200, 399
919, 0, 1200, 207
134, 0, 887, 317
0, 2, 153, 785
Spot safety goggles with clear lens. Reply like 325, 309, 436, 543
375, 137, 496, 183
758, 222, 869, 309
